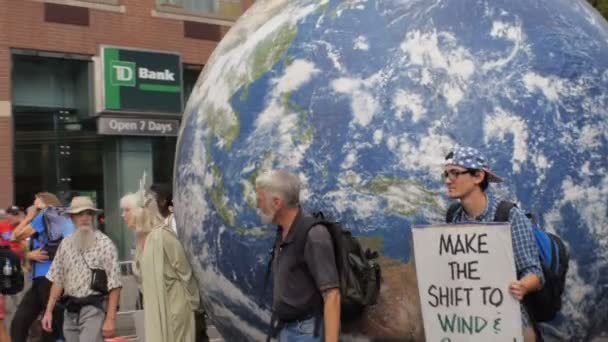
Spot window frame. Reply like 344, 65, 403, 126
77, 0, 119, 5
31, 0, 124, 13
156, 0, 243, 22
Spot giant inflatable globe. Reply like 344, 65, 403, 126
175, 0, 608, 340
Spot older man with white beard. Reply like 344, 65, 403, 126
41, 197, 122, 342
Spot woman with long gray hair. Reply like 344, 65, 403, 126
120, 193, 163, 278
121, 190, 200, 342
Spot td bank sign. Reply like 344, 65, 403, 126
101, 46, 183, 114
111, 63, 176, 84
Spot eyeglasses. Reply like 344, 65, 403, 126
442, 169, 472, 180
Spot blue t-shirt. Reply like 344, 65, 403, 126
31, 212, 75, 278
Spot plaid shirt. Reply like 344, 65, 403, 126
450, 192, 544, 327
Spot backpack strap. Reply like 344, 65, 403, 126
293, 214, 325, 255
446, 203, 461, 223
494, 201, 516, 222
260, 229, 282, 307
263, 215, 322, 341
448, 201, 516, 222
41, 207, 62, 242
42, 210, 52, 241
262, 229, 283, 342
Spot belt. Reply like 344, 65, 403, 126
63, 295, 105, 313
267, 312, 321, 342
279, 313, 316, 325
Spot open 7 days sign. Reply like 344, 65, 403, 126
102, 46, 183, 114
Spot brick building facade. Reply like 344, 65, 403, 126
0, 0, 254, 208
0, 0, 254, 257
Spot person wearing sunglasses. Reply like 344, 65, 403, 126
443, 146, 543, 342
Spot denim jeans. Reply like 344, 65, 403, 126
278, 317, 323, 342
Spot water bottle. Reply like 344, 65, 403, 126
2, 258, 11, 291
3, 259, 11, 276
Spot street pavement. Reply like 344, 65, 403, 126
114, 311, 223, 341
1, 265, 223, 342
115, 267, 224, 341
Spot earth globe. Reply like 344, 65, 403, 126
174, 0, 608, 340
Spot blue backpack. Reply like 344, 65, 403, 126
446, 201, 569, 322
39, 207, 74, 260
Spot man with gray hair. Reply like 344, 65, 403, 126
256, 170, 341, 342
41, 196, 122, 342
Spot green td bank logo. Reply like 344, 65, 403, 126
103, 47, 182, 113
110, 61, 176, 87
110, 61, 136, 86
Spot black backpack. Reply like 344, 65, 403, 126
0, 246, 24, 295
262, 212, 381, 322
446, 201, 569, 322
310, 212, 381, 321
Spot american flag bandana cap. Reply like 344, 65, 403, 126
445, 146, 503, 183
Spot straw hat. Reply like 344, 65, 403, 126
66, 196, 102, 215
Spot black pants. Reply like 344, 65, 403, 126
10, 277, 64, 342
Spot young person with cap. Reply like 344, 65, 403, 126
41, 196, 122, 342
0, 206, 27, 340
0, 206, 25, 261
443, 146, 543, 342
0, 206, 25, 342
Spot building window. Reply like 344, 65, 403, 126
152, 136, 178, 186
11, 54, 104, 208
183, 65, 202, 104
157, 0, 243, 19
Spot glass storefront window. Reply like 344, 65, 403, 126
11, 55, 199, 214
152, 137, 178, 186
12, 54, 104, 209
13, 109, 104, 208
183, 65, 202, 104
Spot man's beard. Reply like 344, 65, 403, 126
74, 224, 96, 252
257, 208, 276, 225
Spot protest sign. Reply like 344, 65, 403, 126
413, 223, 523, 342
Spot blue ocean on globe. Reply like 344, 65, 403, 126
174, 0, 608, 340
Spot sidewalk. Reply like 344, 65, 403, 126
115, 264, 223, 341
114, 311, 223, 341
114, 312, 223, 342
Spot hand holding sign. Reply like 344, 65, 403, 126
509, 280, 527, 301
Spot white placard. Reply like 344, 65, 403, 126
413, 223, 523, 342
